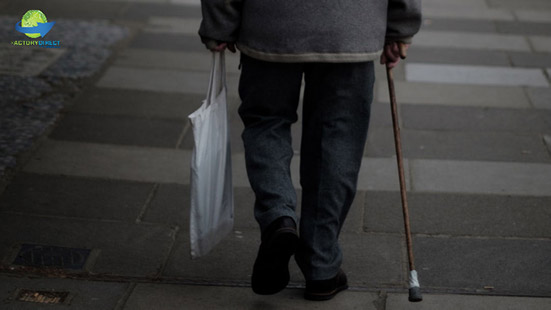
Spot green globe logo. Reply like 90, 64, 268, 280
21, 10, 48, 38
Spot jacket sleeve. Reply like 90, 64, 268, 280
199, 0, 242, 44
385, 0, 422, 44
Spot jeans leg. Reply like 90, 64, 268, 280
238, 54, 304, 233
296, 61, 375, 280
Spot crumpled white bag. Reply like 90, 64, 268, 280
188, 51, 234, 259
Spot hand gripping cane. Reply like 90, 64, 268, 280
385, 44, 422, 302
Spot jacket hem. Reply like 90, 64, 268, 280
237, 44, 382, 63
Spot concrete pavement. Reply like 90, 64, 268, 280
1, 0, 550, 308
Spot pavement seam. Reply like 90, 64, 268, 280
113, 282, 137, 310
155, 225, 181, 279
135, 183, 160, 223
374, 290, 388, 310
175, 122, 190, 149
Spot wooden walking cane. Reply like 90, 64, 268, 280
385, 44, 422, 302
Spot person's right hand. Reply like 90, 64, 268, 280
206, 41, 236, 53
380, 42, 408, 68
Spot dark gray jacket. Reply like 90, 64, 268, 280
199, 0, 422, 62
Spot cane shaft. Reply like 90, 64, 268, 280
386, 66, 416, 272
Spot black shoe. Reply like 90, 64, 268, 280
304, 269, 349, 301
251, 217, 299, 295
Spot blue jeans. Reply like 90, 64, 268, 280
238, 54, 374, 281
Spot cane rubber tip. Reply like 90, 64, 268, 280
408, 287, 423, 302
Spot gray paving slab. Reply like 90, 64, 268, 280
407, 47, 510, 67
411, 159, 551, 196
171, 0, 201, 5
0, 275, 128, 310
0, 214, 176, 276
0, 173, 153, 221
129, 33, 204, 52
114, 181, 368, 236
416, 0, 490, 9
96, 66, 206, 94
123, 283, 379, 310
163, 229, 404, 288
98, 113, 183, 145
406, 63, 548, 87
364, 191, 551, 238
123, 2, 201, 19
421, 7, 514, 21
365, 126, 395, 158
3, 0, 126, 19
141, 183, 189, 226
420, 19, 497, 33
68, 87, 240, 120
432, 131, 551, 163
372, 129, 550, 163
530, 36, 551, 53
487, 0, 551, 10
50, 113, 185, 148
527, 87, 551, 109
369, 103, 393, 128
545, 134, 551, 154
377, 81, 531, 109
414, 236, 551, 296
113, 49, 241, 73
401, 104, 551, 132
387, 293, 551, 310
515, 10, 551, 23
96, 66, 240, 96
144, 17, 201, 35
508, 52, 551, 68
23, 140, 190, 184
414, 30, 530, 51
496, 21, 551, 36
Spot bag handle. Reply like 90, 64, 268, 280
205, 51, 226, 104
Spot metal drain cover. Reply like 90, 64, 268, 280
13, 244, 92, 270
16, 289, 70, 304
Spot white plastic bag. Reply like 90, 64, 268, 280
188, 51, 234, 259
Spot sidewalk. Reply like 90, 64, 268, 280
1, 0, 550, 309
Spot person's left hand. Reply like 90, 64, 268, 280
380, 42, 409, 68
